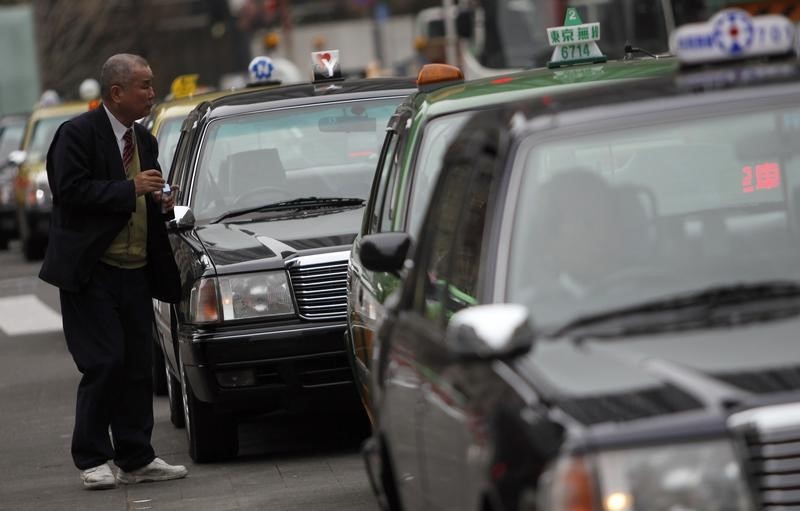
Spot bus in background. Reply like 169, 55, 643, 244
419, 0, 800, 79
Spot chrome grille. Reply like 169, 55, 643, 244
288, 255, 349, 321
730, 403, 800, 510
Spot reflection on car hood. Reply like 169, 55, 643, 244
195, 207, 362, 269
518, 316, 800, 426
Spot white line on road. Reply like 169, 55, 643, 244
0, 294, 62, 335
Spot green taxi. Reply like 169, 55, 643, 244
346, 9, 679, 422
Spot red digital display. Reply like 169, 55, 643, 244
742, 162, 780, 194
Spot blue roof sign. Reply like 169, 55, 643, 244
546, 8, 607, 69
248, 56, 277, 83
670, 9, 795, 65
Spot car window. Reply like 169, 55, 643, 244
380, 121, 412, 232
366, 129, 398, 234
508, 95, 800, 330
156, 117, 184, 172
0, 123, 24, 161
26, 114, 73, 163
169, 125, 194, 203
192, 97, 402, 222
414, 123, 496, 324
443, 151, 495, 318
407, 112, 472, 236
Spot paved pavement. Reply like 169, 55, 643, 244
0, 241, 378, 511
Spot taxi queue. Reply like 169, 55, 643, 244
2, 7, 800, 510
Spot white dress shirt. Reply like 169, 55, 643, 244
103, 104, 133, 161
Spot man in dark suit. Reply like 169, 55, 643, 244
40, 54, 187, 490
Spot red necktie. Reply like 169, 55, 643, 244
122, 128, 133, 170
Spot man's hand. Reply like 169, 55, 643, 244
134, 169, 165, 196
154, 184, 179, 212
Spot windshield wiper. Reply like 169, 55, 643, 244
210, 197, 364, 224
548, 280, 800, 339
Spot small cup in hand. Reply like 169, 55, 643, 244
161, 183, 172, 213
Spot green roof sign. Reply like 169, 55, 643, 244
546, 8, 607, 69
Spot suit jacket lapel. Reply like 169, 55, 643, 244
93, 106, 126, 180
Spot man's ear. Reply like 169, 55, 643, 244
109, 84, 123, 104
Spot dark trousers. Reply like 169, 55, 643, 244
60, 262, 156, 472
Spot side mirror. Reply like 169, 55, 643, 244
359, 232, 411, 274
8, 150, 26, 166
445, 304, 534, 360
167, 205, 195, 231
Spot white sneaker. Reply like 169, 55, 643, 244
117, 457, 188, 484
81, 463, 117, 490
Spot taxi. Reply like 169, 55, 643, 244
14, 101, 88, 259
346, 9, 678, 424
0, 113, 28, 249
154, 51, 417, 462
359, 9, 800, 511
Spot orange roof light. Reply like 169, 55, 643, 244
417, 64, 464, 88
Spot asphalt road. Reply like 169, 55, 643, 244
0, 240, 378, 511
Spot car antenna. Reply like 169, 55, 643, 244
624, 42, 660, 59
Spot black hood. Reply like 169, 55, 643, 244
195, 207, 362, 273
518, 316, 800, 426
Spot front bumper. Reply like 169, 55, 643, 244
178, 320, 359, 415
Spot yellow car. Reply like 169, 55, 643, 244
14, 101, 88, 260
146, 90, 229, 173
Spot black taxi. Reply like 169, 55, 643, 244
156, 52, 416, 461
359, 9, 800, 511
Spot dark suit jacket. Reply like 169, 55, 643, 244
39, 106, 181, 303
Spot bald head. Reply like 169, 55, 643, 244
100, 54, 150, 101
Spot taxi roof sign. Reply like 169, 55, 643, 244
546, 8, 607, 69
248, 56, 280, 85
170, 74, 198, 99
312, 50, 342, 82
670, 9, 795, 66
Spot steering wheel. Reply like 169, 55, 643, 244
234, 186, 293, 206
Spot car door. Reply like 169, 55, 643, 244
380, 133, 495, 509
348, 111, 411, 412
154, 121, 199, 370
414, 119, 505, 510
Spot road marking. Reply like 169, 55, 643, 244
0, 294, 62, 335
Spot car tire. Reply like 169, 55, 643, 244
165, 352, 185, 428
152, 336, 168, 396
179, 351, 238, 462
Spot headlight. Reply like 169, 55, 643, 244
540, 440, 753, 511
25, 170, 51, 208
189, 271, 294, 323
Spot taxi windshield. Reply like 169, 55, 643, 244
156, 117, 184, 172
507, 90, 800, 331
27, 114, 73, 163
192, 97, 402, 222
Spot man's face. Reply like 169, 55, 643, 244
116, 65, 155, 121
